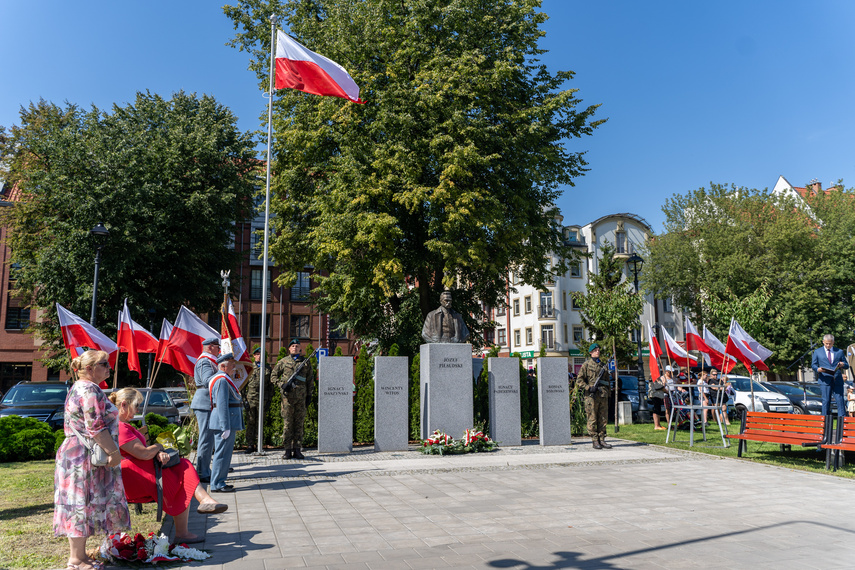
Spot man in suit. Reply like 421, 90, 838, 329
208, 352, 244, 493
190, 337, 220, 482
811, 334, 849, 416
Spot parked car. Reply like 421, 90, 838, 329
762, 381, 835, 415
105, 388, 181, 425
727, 376, 793, 415
606, 375, 641, 421
163, 387, 191, 421
0, 381, 70, 430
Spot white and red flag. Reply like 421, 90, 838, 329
117, 300, 159, 379
661, 327, 698, 369
646, 321, 662, 380
163, 306, 218, 377
155, 318, 188, 375
725, 318, 772, 373
55, 303, 118, 367
685, 317, 712, 354
702, 325, 737, 373
275, 30, 365, 103
221, 298, 251, 364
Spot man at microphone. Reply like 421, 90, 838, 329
811, 334, 848, 416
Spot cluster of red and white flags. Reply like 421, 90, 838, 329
55, 298, 251, 384
646, 316, 771, 377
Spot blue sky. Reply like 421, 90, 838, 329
2, 1, 853, 232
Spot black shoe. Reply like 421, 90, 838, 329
284, 448, 293, 459
210, 486, 235, 493
599, 439, 613, 449
246, 446, 257, 454
292, 449, 305, 460
199, 477, 210, 483
592, 440, 603, 450
228, 467, 234, 472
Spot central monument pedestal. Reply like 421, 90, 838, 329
420, 343, 473, 439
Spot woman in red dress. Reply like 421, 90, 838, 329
109, 388, 228, 543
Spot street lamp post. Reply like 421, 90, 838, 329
89, 223, 110, 326
626, 252, 651, 423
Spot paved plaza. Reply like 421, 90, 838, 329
174, 439, 855, 569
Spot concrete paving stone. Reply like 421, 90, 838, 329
341, 550, 388, 564
316, 542, 361, 555
324, 563, 371, 570
263, 556, 307, 568
301, 552, 347, 566
406, 556, 453, 569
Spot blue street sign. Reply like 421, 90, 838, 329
317, 348, 329, 358
608, 358, 616, 371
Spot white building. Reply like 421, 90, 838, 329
491, 212, 682, 376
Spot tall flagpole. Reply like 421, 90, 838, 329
255, 14, 278, 456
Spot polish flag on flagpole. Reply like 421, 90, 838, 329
685, 317, 712, 354
661, 327, 698, 369
725, 318, 772, 373
155, 318, 188, 374
117, 300, 142, 379
221, 298, 251, 363
702, 326, 736, 373
646, 321, 662, 380
55, 303, 118, 367
164, 306, 218, 377
275, 30, 365, 103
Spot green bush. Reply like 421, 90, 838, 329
145, 413, 169, 428
302, 344, 319, 448
54, 430, 66, 454
0, 416, 57, 462
353, 345, 374, 442
409, 353, 421, 440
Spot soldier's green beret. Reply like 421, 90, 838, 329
588, 343, 600, 353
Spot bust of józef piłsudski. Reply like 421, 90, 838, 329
421, 291, 469, 344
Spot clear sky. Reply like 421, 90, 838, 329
2, 1, 853, 232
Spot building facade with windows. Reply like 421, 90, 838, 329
490, 212, 683, 376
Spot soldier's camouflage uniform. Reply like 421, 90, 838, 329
241, 362, 272, 451
576, 356, 610, 441
271, 355, 314, 451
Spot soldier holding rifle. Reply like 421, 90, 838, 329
577, 343, 612, 449
272, 338, 314, 459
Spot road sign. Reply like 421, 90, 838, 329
608, 358, 616, 371
317, 348, 329, 358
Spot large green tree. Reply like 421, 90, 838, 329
643, 182, 855, 372
225, 0, 603, 354
1, 92, 258, 369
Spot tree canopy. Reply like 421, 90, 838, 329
1, 91, 258, 369
224, 0, 604, 354
643, 182, 855, 371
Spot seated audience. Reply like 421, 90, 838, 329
109, 388, 228, 543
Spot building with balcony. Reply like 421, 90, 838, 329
490, 211, 684, 376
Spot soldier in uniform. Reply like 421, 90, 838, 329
576, 343, 612, 449
271, 338, 314, 459
241, 346, 272, 453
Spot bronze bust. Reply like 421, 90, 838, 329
421, 291, 469, 344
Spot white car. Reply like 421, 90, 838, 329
727, 376, 793, 415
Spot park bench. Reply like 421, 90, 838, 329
726, 411, 830, 458
821, 416, 855, 471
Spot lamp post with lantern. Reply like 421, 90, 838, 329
89, 223, 110, 326
626, 252, 651, 422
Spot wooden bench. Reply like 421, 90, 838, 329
726, 411, 830, 457
821, 416, 855, 471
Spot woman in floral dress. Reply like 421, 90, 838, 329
54, 350, 130, 570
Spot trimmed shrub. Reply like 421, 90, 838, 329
0, 416, 57, 461
353, 345, 374, 442
54, 430, 67, 454
409, 353, 421, 440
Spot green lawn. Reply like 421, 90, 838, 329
608, 422, 855, 478
0, 460, 165, 570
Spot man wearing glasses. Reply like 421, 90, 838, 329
190, 337, 220, 482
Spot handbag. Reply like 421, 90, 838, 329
156, 447, 181, 469
153, 447, 181, 521
68, 424, 110, 467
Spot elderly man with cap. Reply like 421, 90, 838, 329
241, 346, 272, 453
272, 338, 314, 459
190, 337, 220, 482
576, 342, 611, 449
208, 352, 244, 492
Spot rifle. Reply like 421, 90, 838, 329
281, 356, 311, 394
588, 365, 607, 396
